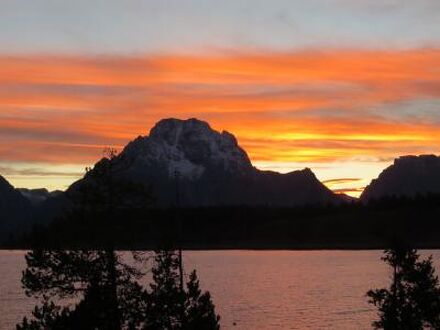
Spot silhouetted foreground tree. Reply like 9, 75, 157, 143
367, 245, 440, 329
17, 149, 219, 329
17, 250, 220, 329
17, 149, 150, 329
17, 250, 147, 329
145, 250, 220, 329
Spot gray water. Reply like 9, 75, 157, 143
2, 250, 439, 329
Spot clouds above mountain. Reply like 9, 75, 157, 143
0, 48, 439, 194
1, 49, 439, 162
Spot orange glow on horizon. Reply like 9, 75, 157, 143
1, 48, 440, 195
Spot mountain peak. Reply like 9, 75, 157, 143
123, 118, 253, 179
149, 117, 239, 148
149, 118, 211, 143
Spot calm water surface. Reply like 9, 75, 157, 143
2, 250, 440, 329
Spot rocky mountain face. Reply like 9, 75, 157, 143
361, 155, 440, 201
0, 175, 33, 242
70, 118, 342, 206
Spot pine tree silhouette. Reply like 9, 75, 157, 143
367, 243, 440, 329
144, 250, 220, 330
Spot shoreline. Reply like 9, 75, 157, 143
2, 245, 440, 251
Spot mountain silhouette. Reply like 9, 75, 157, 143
3, 120, 440, 247
361, 155, 440, 201
0, 175, 33, 242
69, 118, 342, 206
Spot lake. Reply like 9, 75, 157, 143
2, 250, 440, 329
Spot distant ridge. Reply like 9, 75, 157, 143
361, 155, 440, 201
17, 188, 63, 206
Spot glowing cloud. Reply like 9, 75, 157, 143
0, 48, 439, 194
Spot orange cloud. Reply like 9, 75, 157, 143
0, 48, 439, 192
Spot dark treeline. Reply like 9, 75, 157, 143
8, 193, 440, 250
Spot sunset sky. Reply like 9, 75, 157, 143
1, 1, 440, 196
